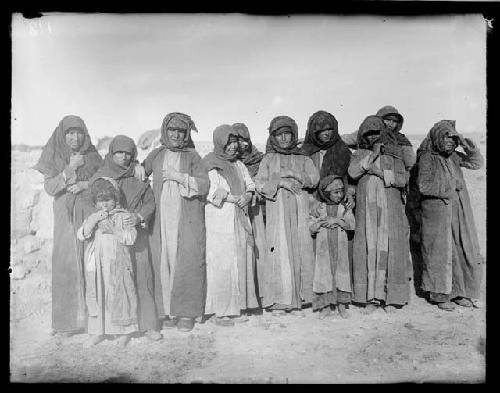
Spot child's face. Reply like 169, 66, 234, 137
96, 198, 116, 212
317, 129, 333, 143
238, 137, 250, 153
326, 179, 345, 204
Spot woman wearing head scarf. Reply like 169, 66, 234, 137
301, 111, 354, 206
88, 135, 161, 341
348, 115, 412, 313
309, 175, 355, 319
342, 106, 416, 170
202, 125, 258, 327
33, 115, 103, 336
254, 116, 320, 316
416, 120, 483, 311
141, 112, 209, 332
232, 122, 266, 304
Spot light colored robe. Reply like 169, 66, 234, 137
205, 161, 258, 316
255, 153, 320, 308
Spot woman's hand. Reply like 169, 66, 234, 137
279, 178, 302, 194
163, 166, 185, 183
123, 213, 141, 227
343, 192, 355, 210
236, 192, 253, 208
321, 217, 343, 229
67, 181, 89, 194
366, 164, 384, 179
310, 221, 322, 235
133, 164, 147, 182
281, 168, 302, 182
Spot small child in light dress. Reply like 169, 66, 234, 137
77, 177, 139, 347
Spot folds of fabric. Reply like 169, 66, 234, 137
205, 162, 258, 316
145, 148, 209, 319
350, 150, 410, 305
255, 153, 319, 308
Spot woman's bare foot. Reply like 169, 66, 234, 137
363, 303, 378, 315
83, 334, 105, 348
338, 304, 350, 319
318, 307, 332, 320
384, 305, 397, 313
117, 334, 131, 347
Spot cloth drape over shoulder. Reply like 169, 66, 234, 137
416, 120, 483, 299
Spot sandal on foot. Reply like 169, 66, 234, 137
215, 317, 235, 327
163, 317, 178, 329
144, 330, 162, 341
177, 318, 195, 332
437, 301, 456, 312
318, 307, 332, 320
271, 310, 286, 318
453, 298, 473, 308
384, 305, 397, 313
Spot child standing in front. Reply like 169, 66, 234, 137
309, 175, 355, 319
77, 177, 139, 347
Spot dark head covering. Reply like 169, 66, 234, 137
33, 115, 102, 179
91, 135, 137, 181
233, 122, 264, 178
160, 112, 197, 152
417, 120, 460, 158
375, 105, 412, 147
202, 125, 243, 195
300, 110, 352, 178
317, 175, 345, 205
265, 116, 304, 155
91, 135, 148, 212
357, 115, 399, 150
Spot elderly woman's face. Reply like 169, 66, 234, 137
383, 116, 400, 132
317, 129, 333, 143
364, 130, 381, 146
167, 128, 187, 147
113, 151, 132, 167
65, 128, 85, 151
275, 130, 293, 149
442, 134, 458, 154
225, 135, 239, 156
238, 137, 250, 153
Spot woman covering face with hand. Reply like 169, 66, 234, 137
33, 115, 103, 336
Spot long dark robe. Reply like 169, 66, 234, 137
144, 148, 209, 318
34, 115, 103, 333
90, 136, 159, 331
417, 125, 483, 300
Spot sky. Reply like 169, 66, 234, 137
11, 13, 487, 146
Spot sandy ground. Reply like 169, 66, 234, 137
10, 139, 486, 383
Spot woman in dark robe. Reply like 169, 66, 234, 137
33, 115, 103, 336
348, 115, 412, 313
141, 112, 209, 332
416, 120, 484, 311
232, 123, 266, 304
89, 135, 162, 340
300, 110, 355, 207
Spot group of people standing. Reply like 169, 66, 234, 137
33, 105, 484, 347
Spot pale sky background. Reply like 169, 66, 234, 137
11, 13, 487, 146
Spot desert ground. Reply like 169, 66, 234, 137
10, 135, 486, 383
